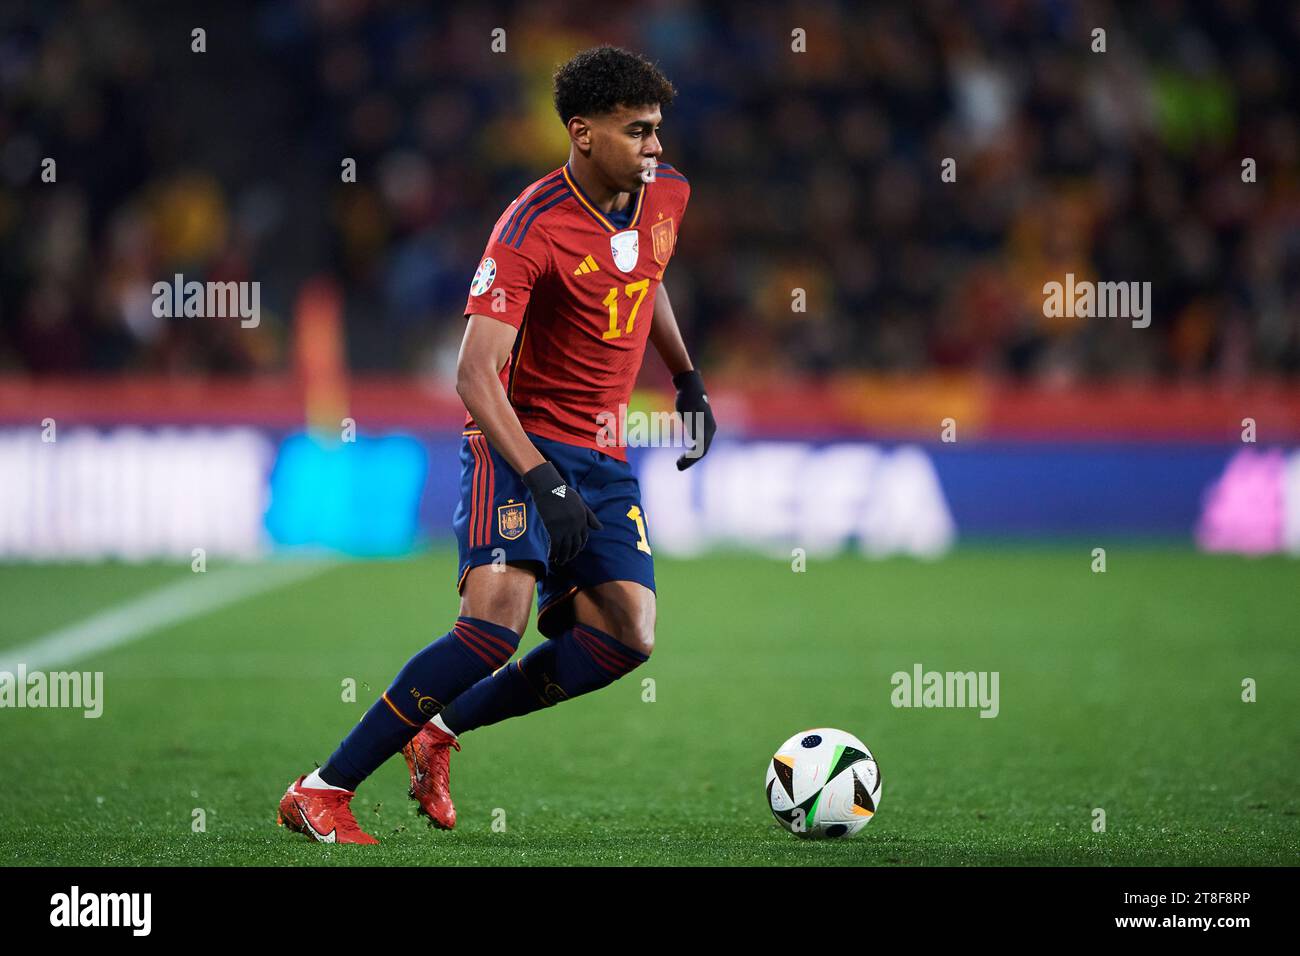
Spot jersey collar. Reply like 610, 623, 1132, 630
562, 163, 646, 233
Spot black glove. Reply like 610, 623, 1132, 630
673, 369, 716, 470
523, 462, 602, 565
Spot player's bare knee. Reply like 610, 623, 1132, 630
459, 563, 535, 635
601, 617, 653, 659
460, 602, 528, 637
607, 597, 655, 659
572, 587, 654, 658
625, 621, 654, 659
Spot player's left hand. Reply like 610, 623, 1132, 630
673, 369, 716, 470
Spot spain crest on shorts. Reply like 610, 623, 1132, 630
497, 500, 526, 540
651, 217, 674, 265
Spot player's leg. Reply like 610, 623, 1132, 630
279, 433, 539, 841
569, 579, 655, 657
433, 581, 652, 735
394, 431, 551, 828
399, 563, 536, 828
457, 562, 536, 634
435, 442, 656, 735
291, 565, 528, 814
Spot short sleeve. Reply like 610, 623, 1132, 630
464, 223, 548, 330
676, 185, 689, 250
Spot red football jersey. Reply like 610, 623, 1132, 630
463, 161, 690, 461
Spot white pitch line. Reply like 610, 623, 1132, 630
0, 561, 335, 672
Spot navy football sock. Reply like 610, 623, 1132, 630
319, 616, 519, 791
440, 623, 648, 735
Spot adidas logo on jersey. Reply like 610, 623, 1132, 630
551, 486, 567, 498
572, 255, 600, 275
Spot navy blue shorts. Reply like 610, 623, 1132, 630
453, 430, 655, 638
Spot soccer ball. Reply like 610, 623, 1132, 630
765, 728, 882, 839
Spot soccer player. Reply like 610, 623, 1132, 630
279, 46, 715, 843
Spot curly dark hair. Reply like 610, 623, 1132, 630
552, 45, 677, 125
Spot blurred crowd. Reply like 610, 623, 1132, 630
2, 0, 1298, 382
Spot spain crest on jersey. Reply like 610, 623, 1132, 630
497, 501, 526, 540
651, 218, 675, 265
610, 230, 639, 273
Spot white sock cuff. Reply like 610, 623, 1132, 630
303, 768, 348, 792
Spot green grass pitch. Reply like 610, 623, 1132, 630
0, 547, 1295, 866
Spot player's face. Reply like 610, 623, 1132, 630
591, 105, 663, 192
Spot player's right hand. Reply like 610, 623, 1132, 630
523, 462, 603, 565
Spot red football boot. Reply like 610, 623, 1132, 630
277, 775, 379, 845
401, 722, 460, 829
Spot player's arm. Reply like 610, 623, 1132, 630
649, 283, 693, 377
457, 314, 601, 563
650, 285, 717, 469
457, 314, 546, 476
